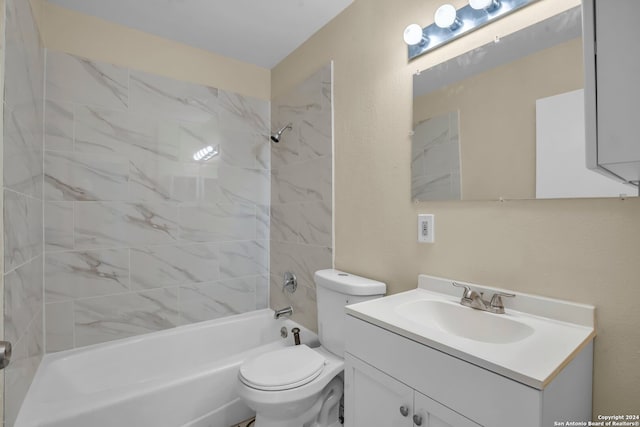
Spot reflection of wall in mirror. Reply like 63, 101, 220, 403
411, 111, 461, 201
536, 89, 635, 199
413, 38, 583, 200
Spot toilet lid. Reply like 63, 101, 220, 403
239, 345, 326, 391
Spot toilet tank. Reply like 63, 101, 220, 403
314, 269, 386, 357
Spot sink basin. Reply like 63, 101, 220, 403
346, 276, 596, 389
395, 300, 534, 344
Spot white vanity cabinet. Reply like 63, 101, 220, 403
584, 0, 640, 188
345, 353, 480, 427
344, 354, 413, 427
344, 314, 593, 427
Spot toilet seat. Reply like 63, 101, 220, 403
239, 345, 326, 391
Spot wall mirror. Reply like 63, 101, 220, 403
411, 6, 637, 201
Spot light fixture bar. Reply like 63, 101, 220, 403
407, 0, 537, 60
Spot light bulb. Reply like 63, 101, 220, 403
434, 4, 460, 29
403, 24, 425, 46
469, 0, 500, 11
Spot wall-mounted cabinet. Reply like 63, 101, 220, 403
584, 0, 640, 191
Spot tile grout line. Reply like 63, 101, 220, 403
71, 300, 76, 350
42, 47, 48, 355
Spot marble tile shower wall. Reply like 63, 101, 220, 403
270, 64, 333, 332
43, 50, 271, 351
3, 0, 45, 424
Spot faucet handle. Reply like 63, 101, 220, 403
489, 292, 515, 311
452, 282, 473, 300
282, 272, 297, 293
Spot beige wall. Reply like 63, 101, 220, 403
272, 0, 639, 416
414, 37, 584, 200
32, 0, 270, 100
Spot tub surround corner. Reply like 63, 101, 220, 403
3, 0, 45, 423
269, 63, 334, 332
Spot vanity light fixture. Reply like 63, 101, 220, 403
434, 4, 462, 30
193, 144, 219, 161
469, 0, 501, 11
403, 23, 428, 46
405, 0, 535, 60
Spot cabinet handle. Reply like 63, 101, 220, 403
413, 414, 423, 426
399, 405, 409, 417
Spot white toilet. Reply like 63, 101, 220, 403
236, 269, 386, 427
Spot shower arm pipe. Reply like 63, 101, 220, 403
270, 123, 293, 143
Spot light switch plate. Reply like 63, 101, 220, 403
418, 214, 434, 243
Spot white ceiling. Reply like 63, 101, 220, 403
47, 0, 354, 69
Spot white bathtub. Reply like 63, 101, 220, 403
16, 309, 316, 427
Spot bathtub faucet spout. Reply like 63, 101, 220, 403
274, 306, 293, 319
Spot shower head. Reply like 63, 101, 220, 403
270, 123, 293, 143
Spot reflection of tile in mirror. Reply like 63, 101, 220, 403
412, 111, 461, 201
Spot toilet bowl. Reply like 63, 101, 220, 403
235, 269, 386, 427
237, 346, 344, 427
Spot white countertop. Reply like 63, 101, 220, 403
345, 275, 596, 389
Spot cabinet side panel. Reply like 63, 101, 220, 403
583, 0, 598, 171
594, 0, 640, 182
542, 341, 594, 425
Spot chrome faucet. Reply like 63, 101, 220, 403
274, 306, 293, 319
452, 282, 514, 314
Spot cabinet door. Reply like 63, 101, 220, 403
584, 0, 640, 184
413, 392, 481, 427
344, 353, 413, 427
596, 0, 640, 164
